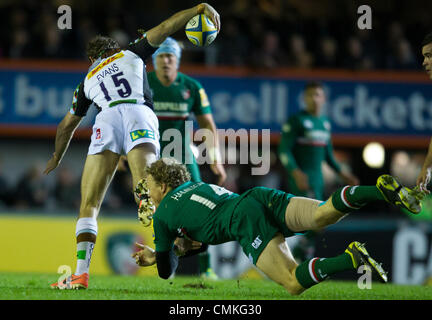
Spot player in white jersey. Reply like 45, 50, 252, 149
45, 3, 220, 289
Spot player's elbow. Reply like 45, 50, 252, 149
146, 23, 170, 46
158, 269, 172, 280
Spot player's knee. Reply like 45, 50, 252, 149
282, 275, 304, 296
313, 208, 339, 229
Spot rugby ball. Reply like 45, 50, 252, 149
185, 14, 218, 47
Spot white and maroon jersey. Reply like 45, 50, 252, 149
70, 36, 157, 117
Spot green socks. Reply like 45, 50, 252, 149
295, 253, 354, 289
199, 251, 210, 274
331, 186, 384, 213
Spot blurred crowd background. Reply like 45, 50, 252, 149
1, 0, 432, 70
0, 0, 431, 220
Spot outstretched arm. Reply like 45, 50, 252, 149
278, 119, 310, 191
325, 138, 359, 185
146, 3, 220, 46
196, 114, 226, 186
44, 112, 82, 174
417, 138, 432, 193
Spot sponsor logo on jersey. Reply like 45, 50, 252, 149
199, 88, 210, 107
86, 52, 124, 80
303, 119, 313, 129
182, 89, 191, 100
95, 128, 101, 140
251, 235, 262, 249
130, 129, 155, 141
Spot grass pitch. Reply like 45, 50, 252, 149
0, 272, 430, 300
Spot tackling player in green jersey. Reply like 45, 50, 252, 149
132, 158, 422, 295
147, 37, 226, 278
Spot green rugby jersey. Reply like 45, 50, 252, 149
148, 71, 212, 163
278, 110, 341, 199
153, 182, 241, 252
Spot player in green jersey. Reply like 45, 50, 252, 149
278, 81, 359, 262
148, 37, 226, 278
148, 37, 226, 186
132, 158, 422, 295
278, 81, 358, 200
415, 31, 432, 286
417, 32, 432, 194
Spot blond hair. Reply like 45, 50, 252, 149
146, 158, 191, 189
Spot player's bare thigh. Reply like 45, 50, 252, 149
79, 150, 120, 218
284, 197, 346, 232
127, 143, 158, 200
256, 233, 304, 295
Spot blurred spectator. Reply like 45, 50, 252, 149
14, 165, 49, 209
287, 34, 313, 68
250, 30, 288, 68
342, 36, 373, 70
54, 166, 80, 210
106, 16, 130, 48
215, 19, 250, 66
315, 36, 339, 68
1, 0, 431, 70
386, 38, 418, 70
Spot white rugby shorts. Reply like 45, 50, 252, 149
88, 103, 160, 156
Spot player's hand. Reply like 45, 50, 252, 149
210, 163, 227, 186
292, 169, 309, 191
44, 153, 60, 175
198, 3, 220, 32
132, 243, 156, 266
174, 237, 203, 256
416, 166, 431, 194
339, 171, 360, 186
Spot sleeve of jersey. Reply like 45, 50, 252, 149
278, 117, 299, 173
153, 217, 176, 252
127, 35, 158, 61
69, 82, 92, 117
191, 81, 212, 116
156, 250, 178, 279
325, 137, 342, 173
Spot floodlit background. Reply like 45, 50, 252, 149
0, 0, 431, 285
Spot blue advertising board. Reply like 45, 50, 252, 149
1, 65, 432, 138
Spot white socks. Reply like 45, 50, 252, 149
75, 218, 98, 276
75, 241, 95, 275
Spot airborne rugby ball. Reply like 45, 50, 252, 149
185, 14, 218, 47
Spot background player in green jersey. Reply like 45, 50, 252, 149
415, 31, 432, 286
417, 32, 432, 194
132, 158, 422, 295
278, 81, 359, 262
148, 37, 226, 278
278, 81, 359, 200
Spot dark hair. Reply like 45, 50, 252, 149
146, 158, 191, 189
422, 32, 432, 47
304, 81, 323, 91
86, 35, 120, 60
